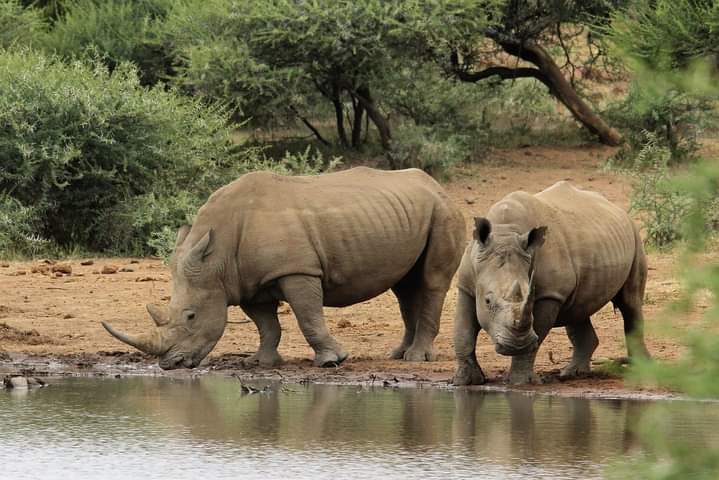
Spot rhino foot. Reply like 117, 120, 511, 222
453, 364, 486, 386
243, 350, 283, 368
403, 346, 435, 362
559, 362, 591, 379
314, 348, 348, 368
506, 370, 542, 385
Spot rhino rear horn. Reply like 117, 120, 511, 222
102, 322, 165, 356
147, 304, 169, 327
182, 229, 214, 277
509, 280, 523, 303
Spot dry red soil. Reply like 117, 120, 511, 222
0, 145, 707, 396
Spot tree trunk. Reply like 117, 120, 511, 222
351, 95, 365, 148
355, 85, 392, 151
332, 82, 349, 147
493, 38, 622, 146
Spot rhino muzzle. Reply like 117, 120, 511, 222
494, 329, 539, 356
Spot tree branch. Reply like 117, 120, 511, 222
288, 105, 330, 146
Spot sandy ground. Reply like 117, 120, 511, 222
0, 145, 708, 397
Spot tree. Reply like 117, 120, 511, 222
398, 0, 626, 146
236, 0, 406, 150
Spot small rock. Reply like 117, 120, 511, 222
337, 319, 352, 329
129, 259, 140, 264
15, 270, 26, 276
119, 267, 134, 273
39, 259, 55, 265
63, 314, 74, 319
102, 265, 118, 274
8, 377, 28, 389
80, 260, 94, 266
136, 276, 157, 282
92, 270, 100, 274
464, 198, 476, 205
31, 265, 50, 275
0, 263, 9, 268
54, 272, 63, 278
52, 263, 72, 275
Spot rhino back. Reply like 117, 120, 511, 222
201, 167, 454, 306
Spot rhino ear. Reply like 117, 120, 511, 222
182, 229, 214, 276
175, 224, 192, 249
522, 226, 547, 253
473, 217, 491, 246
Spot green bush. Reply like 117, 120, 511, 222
162, 0, 303, 125
44, 0, 174, 86
0, 0, 45, 48
390, 123, 469, 178
0, 49, 242, 254
605, 82, 714, 163
628, 134, 693, 247
0, 195, 48, 258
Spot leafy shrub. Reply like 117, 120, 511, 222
390, 123, 469, 178
0, 0, 45, 48
628, 134, 693, 247
161, 0, 304, 125
44, 0, 174, 85
0, 195, 48, 258
0, 49, 242, 254
605, 82, 714, 163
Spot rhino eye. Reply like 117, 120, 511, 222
184, 310, 196, 322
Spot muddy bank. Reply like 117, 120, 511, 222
0, 351, 677, 401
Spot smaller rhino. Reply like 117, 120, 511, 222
453, 181, 650, 385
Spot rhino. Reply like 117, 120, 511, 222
453, 181, 650, 385
103, 167, 465, 369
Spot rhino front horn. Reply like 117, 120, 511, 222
102, 322, 165, 356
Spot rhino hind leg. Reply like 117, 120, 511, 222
560, 318, 598, 379
278, 275, 348, 367
241, 301, 283, 367
391, 284, 446, 361
614, 231, 651, 360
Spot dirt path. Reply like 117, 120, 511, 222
0, 145, 701, 397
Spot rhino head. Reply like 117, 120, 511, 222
103, 225, 228, 369
471, 217, 547, 356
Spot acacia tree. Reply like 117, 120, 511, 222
237, 0, 406, 150
398, 0, 626, 146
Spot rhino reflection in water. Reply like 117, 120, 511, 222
103, 167, 465, 369
453, 181, 650, 385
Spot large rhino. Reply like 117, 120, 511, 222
103, 167, 465, 369
453, 181, 650, 385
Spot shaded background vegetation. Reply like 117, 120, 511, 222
0, 0, 716, 258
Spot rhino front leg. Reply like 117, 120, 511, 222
508, 299, 560, 385
560, 318, 598, 378
278, 275, 348, 367
241, 301, 283, 367
453, 289, 485, 385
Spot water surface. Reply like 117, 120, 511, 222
2, 377, 717, 479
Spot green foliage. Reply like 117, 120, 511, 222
0, 195, 48, 258
627, 134, 693, 247
390, 123, 469, 178
0, 0, 45, 48
608, 0, 719, 72
0, 49, 240, 254
606, 1, 718, 162
605, 80, 714, 163
162, 0, 303, 124
44, 0, 174, 85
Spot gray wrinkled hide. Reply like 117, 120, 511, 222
454, 181, 649, 385
107, 167, 465, 369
